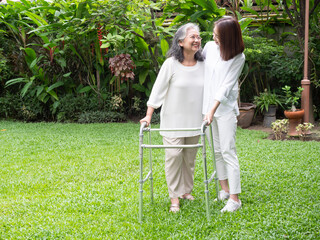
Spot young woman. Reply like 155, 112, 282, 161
203, 16, 245, 212
140, 23, 204, 213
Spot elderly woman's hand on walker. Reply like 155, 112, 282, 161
140, 106, 155, 127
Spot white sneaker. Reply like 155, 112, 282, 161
221, 198, 241, 212
214, 190, 230, 201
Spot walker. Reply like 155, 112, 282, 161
138, 121, 219, 222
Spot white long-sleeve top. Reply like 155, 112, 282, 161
147, 57, 204, 137
202, 41, 245, 117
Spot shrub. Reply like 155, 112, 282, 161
77, 111, 126, 123
19, 97, 45, 121
56, 94, 105, 122
0, 49, 13, 89
0, 92, 45, 121
296, 122, 314, 140
0, 92, 21, 119
271, 119, 289, 140
240, 36, 303, 102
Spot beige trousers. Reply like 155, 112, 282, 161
162, 136, 200, 198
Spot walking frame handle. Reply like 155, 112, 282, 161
140, 120, 209, 135
140, 121, 148, 135
201, 120, 209, 133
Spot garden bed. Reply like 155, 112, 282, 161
247, 119, 320, 141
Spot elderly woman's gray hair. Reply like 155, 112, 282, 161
166, 23, 204, 62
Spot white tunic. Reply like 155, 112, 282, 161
202, 41, 245, 117
147, 57, 204, 137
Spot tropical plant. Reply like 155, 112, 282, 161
98, 0, 174, 99
236, 0, 320, 120
0, 48, 13, 90
5, 47, 65, 114
282, 85, 304, 112
271, 119, 289, 140
108, 53, 135, 95
282, 0, 320, 51
163, 0, 226, 41
254, 88, 284, 113
296, 122, 314, 139
0, 0, 177, 119
239, 35, 290, 103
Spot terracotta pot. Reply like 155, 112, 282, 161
284, 109, 304, 119
284, 109, 305, 136
237, 103, 256, 128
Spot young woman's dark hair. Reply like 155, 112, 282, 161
214, 16, 244, 61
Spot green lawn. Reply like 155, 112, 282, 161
0, 121, 319, 239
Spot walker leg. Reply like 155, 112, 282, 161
139, 134, 144, 223
201, 132, 210, 221
209, 125, 220, 201
148, 131, 153, 203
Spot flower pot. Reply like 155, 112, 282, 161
237, 103, 256, 128
263, 105, 277, 128
284, 109, 305, 136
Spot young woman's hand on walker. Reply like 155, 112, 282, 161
204, 100, 220, 125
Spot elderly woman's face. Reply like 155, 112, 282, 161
179, 28, 201, 54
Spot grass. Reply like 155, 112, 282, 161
0, 120, 319, 239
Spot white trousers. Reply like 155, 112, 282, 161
162, 136, 200, 198
206, 111, 241, 194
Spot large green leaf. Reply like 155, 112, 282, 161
241, 6, 259, 16
78, 86, 92, 93
172, 14, 187, 25
190, 10, 211, 22
29, 56, 44, 69
134, 28, 149, 51
24, 11, 48, 27
47, 90, 59, 101
21, 81, 33, 97
139, 70, 149, 85
5, 78, 28, 87
192, 0, 219, 12
244, 0, 253, 7
68, 45, 85, 65
0, 21, 19, 34
20, 0, 31, 8
132, 83, 146, 93
29, 6, 60, 11
239, 18, 253, 31
38, 92, 49, 103
47, 81, 64, 92
160, 38, 169, 57
76, 2, 89, 19
24, 48, 37, 61
36, 85, 44, 97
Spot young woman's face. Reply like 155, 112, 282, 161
213, 26, 220, 45
179, 28, 202, 54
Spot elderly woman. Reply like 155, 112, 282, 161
203, 16, 245, 212
140, 23, 204, 213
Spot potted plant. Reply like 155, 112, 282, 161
282, 85, 304, 136
254, 89, 284, 127
237, 69, 256, 129
237, 102, 256, 128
